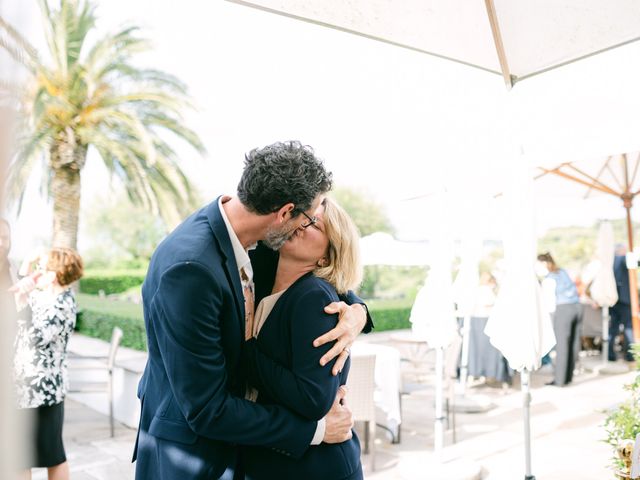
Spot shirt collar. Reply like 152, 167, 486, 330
218, 196, 254, 275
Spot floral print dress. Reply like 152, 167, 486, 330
13, 289, 76, 409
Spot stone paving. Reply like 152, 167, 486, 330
31, 334, 637, 480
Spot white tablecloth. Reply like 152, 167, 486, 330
351, 341, 402, 438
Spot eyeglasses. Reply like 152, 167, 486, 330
300, 211, 318, 229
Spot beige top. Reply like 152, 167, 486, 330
252, 290, 286, 339
245, 290, 285, 402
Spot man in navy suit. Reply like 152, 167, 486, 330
610, 244, 635, 361
133, 141, 370, 480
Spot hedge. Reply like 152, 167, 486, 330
368, 306, 412, 332
79, 270, 146, 295
75, 294, 412, 352
76, 309, 147, 351
76, 293, 146, 351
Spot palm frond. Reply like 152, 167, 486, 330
0, 32, 36, 73
6, 126, 54, 212
146, 113, 205, 154
83, 25, 145, 72
0, 16, 40, 71
64, 0, 96, 67
6, 0, 205, 237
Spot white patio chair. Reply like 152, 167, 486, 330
68, 327, 123, 437
346, 353, 377, 471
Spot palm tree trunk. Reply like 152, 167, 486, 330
50, 139, 86, 249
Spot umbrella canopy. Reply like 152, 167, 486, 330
486, 152, 556, 480
590, 221, 618, 308
408, 193, 457, 348
226, 0, 640, 88
486, 159, 556, 372
452, 237, 483, 318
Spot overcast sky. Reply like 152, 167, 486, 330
4, 1, 640, 258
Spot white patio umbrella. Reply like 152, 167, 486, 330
226, 0, 640, 88
589, 221, 619, 366
485, 158, 556, 480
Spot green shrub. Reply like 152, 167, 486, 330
76, 293, 146, 351
80, 269, 146, 295
74, 292, 413, 351
76, 310, 147, 351
603, 344, 640, 474
368, 306, 412, 332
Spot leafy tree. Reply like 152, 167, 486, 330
331, 186, 394, 236
0, 0, 205, 249
538, 219, 639, 272
82, 193, 167, 269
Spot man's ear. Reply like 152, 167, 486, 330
275, 202, 295, 224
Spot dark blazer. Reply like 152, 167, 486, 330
614, 255, 631, 305
133, 199, 316, 480
243, 273, 362, 480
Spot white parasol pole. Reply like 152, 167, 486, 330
458, 316, 471, 394
602, 306, 610, 365
434, 346, 445, 459
521, 368, 536, 480
590, 222, 620, 373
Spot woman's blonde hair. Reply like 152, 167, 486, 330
46, 247, 84, 287
314, 198, 362, 294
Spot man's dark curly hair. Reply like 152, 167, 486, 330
237, 141, 333, 215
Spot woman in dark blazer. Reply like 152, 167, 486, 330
244, 198, 364, 480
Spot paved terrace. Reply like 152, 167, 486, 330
32, 332, 635, 480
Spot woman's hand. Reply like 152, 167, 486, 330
9, 271, 41, 311
314, 302, 366, 375
17, 247, 45, 277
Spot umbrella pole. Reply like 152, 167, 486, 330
623, 198, 640, 341
434, 346, 445, 460
522, 369, 536, 480
459, 315, 471, 395
602, 306, 610, 364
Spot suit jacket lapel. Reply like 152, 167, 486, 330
207, 198, 245, 330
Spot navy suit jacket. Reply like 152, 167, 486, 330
133, 199, 316, 480
614, 255, 631, 305
243, 273, 362, 480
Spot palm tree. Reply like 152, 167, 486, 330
0, 0, 205, 249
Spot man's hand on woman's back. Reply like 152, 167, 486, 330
322, 386, 354, 443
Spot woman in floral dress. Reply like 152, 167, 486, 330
12, 247, 83, 480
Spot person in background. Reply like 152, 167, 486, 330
536, 252, 582, 386
11, 247, 84, 480
609, 244, 635, 362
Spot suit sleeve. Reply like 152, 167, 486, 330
152, 261, 315, 457
247, 287, 343, 421
339, 290, 374, 333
